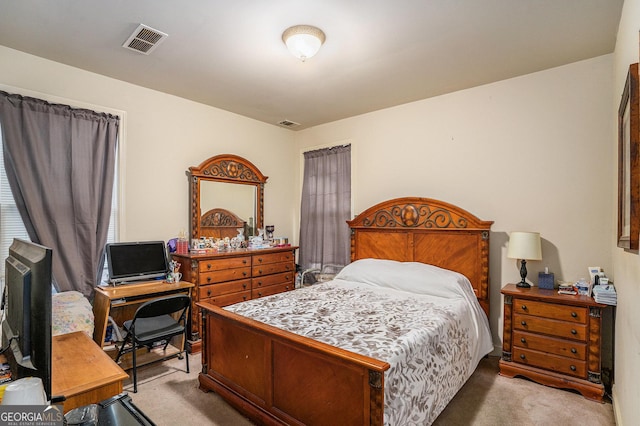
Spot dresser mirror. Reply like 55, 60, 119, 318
188, 154, 267, 240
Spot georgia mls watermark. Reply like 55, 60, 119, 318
0, 405, 63, 426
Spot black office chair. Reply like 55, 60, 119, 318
115, 294, 191, 393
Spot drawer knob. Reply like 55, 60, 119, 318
521, 305, 527, 310
243, 296, 247, 301
571, 329, 577, 335
520, 337, 526, 344
285, 286, 289, 290
243, 283, 247, 289
207, 264, 212, 270
259, 269, 263, 274
243, 259, 247, 264
258, 258, 263, 263
257, 281, 262, 286
258, 292, 262, 297
207, 289, 211, 296
520, 354, 526, 360
571, 312, 577, 318
520, 321, 527, 326
242, 271, 247, 276
206, 277, 212, 283
571, 348, 577, 354
570, 365, 576, 371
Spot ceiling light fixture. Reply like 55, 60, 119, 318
282, 25, 326, 62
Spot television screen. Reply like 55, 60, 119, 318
106, 241, 169, 285
1, 238, 53, 401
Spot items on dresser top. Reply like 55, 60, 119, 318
499, 283, 610, 401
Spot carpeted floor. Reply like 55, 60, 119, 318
125, 354, 615, 425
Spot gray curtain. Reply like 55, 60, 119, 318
0, 91, 119, 298
299, 144, 351, 271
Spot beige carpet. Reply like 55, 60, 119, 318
125, 355, 615, 426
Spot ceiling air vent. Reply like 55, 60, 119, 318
122, 24, 168, 55
278, 120, 301, 128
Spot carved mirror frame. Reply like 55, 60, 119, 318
188, 154, 267, 240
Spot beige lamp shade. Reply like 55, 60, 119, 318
507, 232, 542, 260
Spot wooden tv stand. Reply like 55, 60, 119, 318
52, 331, 128, 413
92, 280, 194, 367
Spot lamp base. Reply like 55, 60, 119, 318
516, 281, 531, 288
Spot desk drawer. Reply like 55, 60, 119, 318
198, 256, 250, 273
514, 313, 587, 341
513, 347, 586, 378
199, 279, 251, 299
513, 330, 586, 360
202, 290, 251, 307
253, 251, 294, 265
200, 267, 251, 284
252, 282, 293, 299
252, 272, 294, 289
513, 299, 587, 323
252, 261, 293, 277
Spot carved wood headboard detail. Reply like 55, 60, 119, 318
347, 197, 493, 317
200, 208, 246, 239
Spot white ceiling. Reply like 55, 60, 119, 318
0, 1, 624, 130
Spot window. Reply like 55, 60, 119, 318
0, 125, 119, 281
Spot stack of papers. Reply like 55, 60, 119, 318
592, 285, 617, 305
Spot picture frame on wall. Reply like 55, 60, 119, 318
617, 63, 639, 251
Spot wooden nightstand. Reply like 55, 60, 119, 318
499, 283, 608, 401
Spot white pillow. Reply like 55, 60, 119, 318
334, 258, 472, 300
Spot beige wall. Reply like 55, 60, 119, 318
295, 55, 614, 358
0, 45, 297, 244
611, 0, 640, 424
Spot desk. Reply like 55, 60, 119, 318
93, 280, 194, 368
52, 331, 128, 413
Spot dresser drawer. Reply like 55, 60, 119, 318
200, 267, 251, 284
513, 347, 586, 378
513, 330, 586, 360
252, 261, 294, 277
198, 256, 251, 273
513, 313, 587, 341
252, 282, 293, 299
513, 298, 587, 323
252, 272, 294, 289
199, 279, 251, 299
202, 290, 251, 307
253, 251, 294, 265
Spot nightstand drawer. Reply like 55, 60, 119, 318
513, 298, 587, 323
513, 313, 587, 341
513, 347, 586, 378
513, 330, 586, 360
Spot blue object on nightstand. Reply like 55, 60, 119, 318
538, 272, 555, 289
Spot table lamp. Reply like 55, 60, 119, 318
507, 231, 542, 288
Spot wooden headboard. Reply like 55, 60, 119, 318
347, 197, 493, 317
200, 208, 246, 239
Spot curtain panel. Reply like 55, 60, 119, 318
0, 91, 119, 298
299, 144, 351, 272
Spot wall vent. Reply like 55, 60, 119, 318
122, 24, 168, 55
278, 120, 301, 128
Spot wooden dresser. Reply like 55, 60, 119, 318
172, 246, 297, 352
499, 284, 609, 401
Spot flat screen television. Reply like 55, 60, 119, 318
1, 238, 53, 402
106, 241, 169, 285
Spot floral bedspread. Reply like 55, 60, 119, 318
52, 291, 94, 337
226, 280, 491, 425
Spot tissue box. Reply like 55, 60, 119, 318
538, 272, 555, 289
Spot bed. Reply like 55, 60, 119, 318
197, 197, 493, 425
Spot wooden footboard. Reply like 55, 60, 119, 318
197, 301, 390, 425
